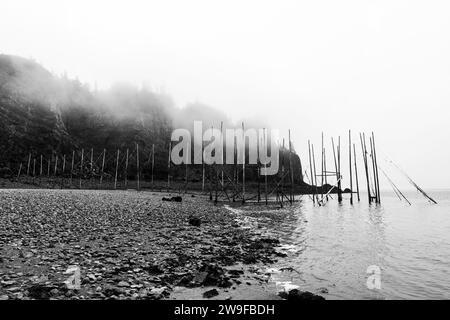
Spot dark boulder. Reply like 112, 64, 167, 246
279, 289, 325, 301
162, 196, 182, 202
203, 289, 219, 299
188, 217, 202, 227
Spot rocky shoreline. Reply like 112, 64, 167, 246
0, 188, 324, 300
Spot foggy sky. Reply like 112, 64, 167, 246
2, 0, 450, 190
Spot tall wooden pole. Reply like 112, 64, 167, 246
151, 144, 155, 189
280, 138, 285, 207
363, 133, 373, 203
233, 134, 237, 202
202, 140, 205, 193
337, 136, 342, 203
369, 137, 378, 203
125, 148, 129, 188
321, 132, 324, 199
289, 130, 294, 203
47, 158, 50, 177
312, 144, 318, 204
90, 148, 93, 177
241, 122, 246, 203
264, 128, 268, 205
100, 149, 106, 186
136, 143, 140, 191
40, 155, 43, 176
79, 149, 84, 189
17, 163, 22, 181
54, 155, 58, 176
360, 133, 371, 203
220, 121, 224, 189
114, 149, 120, 190
324, 147, 328, 201
26, 153, 31, 176
349, 130, 353, 205
257, 130, 261, 203
372, 132, 381, 204
60, 154, 66, 189
353, 144, 360, 201
33, 159, 36, 183
308, 140, 315, 204
70, 151, 75, 186
167, 141, 171, 191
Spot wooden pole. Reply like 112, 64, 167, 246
280, 138, 285, 207
79, 148, 84, 189
349, 130, 353, 205
90, 148, 93, 175
372, 132, 381, 204
369, 136, 378, 203
54, 155, 58, 176
47, 158, 50, 177
360, 133, 371, 203
40, 155, 43, 176
289, 130, 294, 203
312, 144, 318, 204
60, 154, 65, 189
17, 163, 22, 181
337, 136, 342, 203
26, 153, 31, 176
136, 143, 140, 191
100, 149, 106, 186
257, 130, 261, 203
308, 140, 315, 204
353, 144, 360, 201
264, 128, 268, 205
233, 134, 237, 202
214, 125, 218, 203
167, 141, 171, 191
114, 149, 120, 190
202, 140, 205, 193
324, 147, 328, 201
125, 148, 129, 188
33, 159, 36, 183
184, 142, 188, 193
70, 151, 74, 185
209, 163, 213, 201
321, 132, 324, 199
242, 122, 245, 204
151, 144, 155, 189
220, 121, 224, 189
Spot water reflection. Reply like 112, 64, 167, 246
228, 191, 450, 299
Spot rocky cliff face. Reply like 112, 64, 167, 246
0, 54, 304, 183
0, 55, 71, 167
0, 54, 174, 173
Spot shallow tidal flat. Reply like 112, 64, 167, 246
0, 189, 282, 300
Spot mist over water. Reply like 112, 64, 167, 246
232, 190, 450, 299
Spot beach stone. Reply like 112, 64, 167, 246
188, 217, 202, 227
117, 281, 130, 287
28, 284, 54, 299
162, 196, 182, 202
203, 289, 219, 299
279, 289, 325, 301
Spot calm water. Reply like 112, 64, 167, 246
229, 190, 450, 299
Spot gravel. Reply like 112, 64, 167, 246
0, 189, 279, 300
